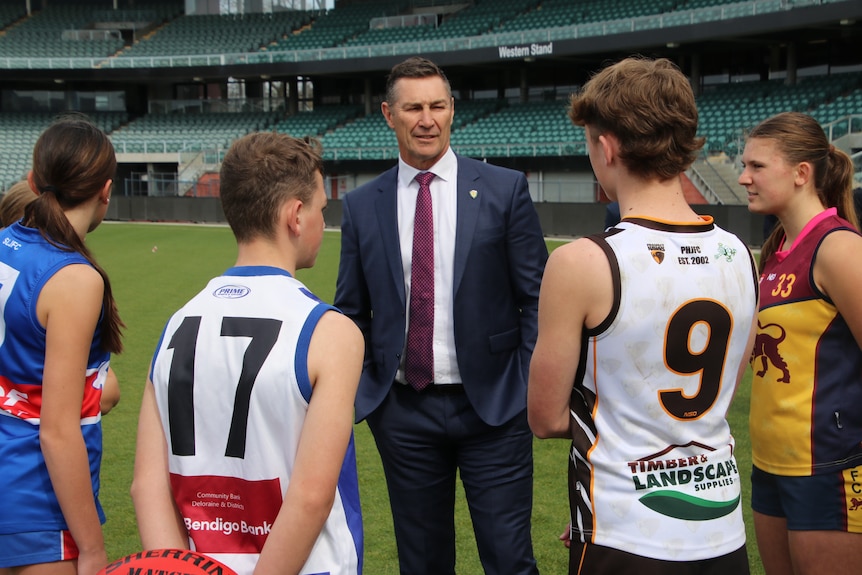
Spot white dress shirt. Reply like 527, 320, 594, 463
396, 147, 462, 385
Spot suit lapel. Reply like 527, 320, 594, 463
454, 157, 481, 296
375, 167, 406, 306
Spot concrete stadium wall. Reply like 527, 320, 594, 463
107, 197, 767, 247
109, 196, 227, 223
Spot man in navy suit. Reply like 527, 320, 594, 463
335, 57, 547, 575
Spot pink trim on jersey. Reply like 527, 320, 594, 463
776, 208, 838, 262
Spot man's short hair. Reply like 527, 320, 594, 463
219, 132, 323, 242
568, 56, 704, 181
385, 56, 452, 105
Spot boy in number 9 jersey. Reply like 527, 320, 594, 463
528, 57, 758, 574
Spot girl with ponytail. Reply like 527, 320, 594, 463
739, 111, 862, 575
0, 114, 124, 575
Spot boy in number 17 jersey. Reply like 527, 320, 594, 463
132, 133, 364, 575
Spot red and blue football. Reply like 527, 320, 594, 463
99, 549, 237, 575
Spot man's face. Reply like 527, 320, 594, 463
382, 75, 454, 171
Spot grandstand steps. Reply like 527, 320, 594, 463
835, 131, 862, 156
177, 150, 208, 196
138, 20, 172, 44
688, 154, 746, 205
0, 12, 31, 38
98, 44, 130, 68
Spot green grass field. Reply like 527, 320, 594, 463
90, 223, 763, 574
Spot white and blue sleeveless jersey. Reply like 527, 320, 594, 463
150, 266, 363, 575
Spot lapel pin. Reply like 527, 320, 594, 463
469, 189, 478, 199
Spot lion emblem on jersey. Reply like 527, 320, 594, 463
715, 243, 737, 262
850, 498, 862, 511
752, 321, 790, 383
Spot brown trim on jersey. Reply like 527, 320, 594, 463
622, 216, 716, 234
584, 229, 622, 337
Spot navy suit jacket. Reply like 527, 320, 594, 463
335, 154, 548, 426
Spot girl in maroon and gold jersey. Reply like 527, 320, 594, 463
740, 111, 862, 575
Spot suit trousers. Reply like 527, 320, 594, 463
366, 382, 539, 575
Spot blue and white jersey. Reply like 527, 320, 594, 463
0, 222, 108, 535
150, 266, 363, 575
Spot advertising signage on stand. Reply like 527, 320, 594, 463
498, 42, 554, 60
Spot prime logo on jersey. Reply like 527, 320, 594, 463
213, 285, 250, 299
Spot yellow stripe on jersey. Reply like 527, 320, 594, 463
842, 465, 862, 533
751, 298, 839, 476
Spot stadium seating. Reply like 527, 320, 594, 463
431, 0, 537, 38
269, 1, 398, 53
0, 2, 26, 29
0, 0, 802, 66
0, 3, 126, 62
500, 1, 581, 31
318, 114, 394, 161
0, 111, 127, 191
272, 105, 364, 139
3, 69, 856, 190
109, 111, 279, 154
316, 99, 505, 161
697, 72, 862, 154
0, 1, 859, 199
579, 0, 676, 24
342, 26, 433, 48
311, 98, 587, 160
452, 100, 586, 157
306, 71, 861, 163
117, 11, 310, 59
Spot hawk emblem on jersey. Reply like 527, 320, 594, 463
752, 321, 790, 383
715, 243, 737, 262
647, 243, 665, 264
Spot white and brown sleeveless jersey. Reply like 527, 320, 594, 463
569, 217, 758, 561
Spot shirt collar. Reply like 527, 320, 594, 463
397, 147, 457, 189
775, 207, 838, 260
